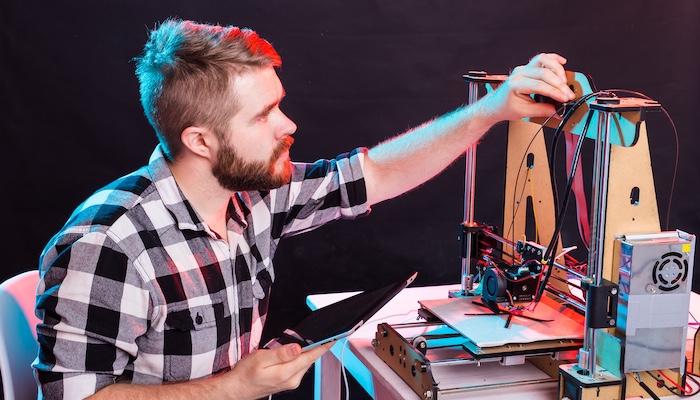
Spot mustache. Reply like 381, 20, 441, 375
271, 136, 294, 160
281, 136, 294, 151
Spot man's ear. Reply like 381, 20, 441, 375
180, 126, 218, 161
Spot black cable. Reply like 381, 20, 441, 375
505, 112, 561, 245
519, 88, 672, 304
644, 370, 690, 397
620, 335, 628, 399
638, 379, 662, 400
542, 91, 606, 263
606, 88, 679, 231
533, 92, 604, 302
685, 373, 700, 396
534, 89, 676, 303
506, 126, 544, 245
534, 111, 594, 303
548, 111, 594, 253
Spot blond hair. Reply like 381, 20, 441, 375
135, 19, 281, 160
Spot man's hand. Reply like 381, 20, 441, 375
362, 53, 576, 207
216, 342, 334, 399
480, 53, 576, 124
89, 342, 333, 400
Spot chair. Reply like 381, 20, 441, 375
0, 270, 40, 400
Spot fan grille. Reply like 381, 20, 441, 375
651, 251, 688, 292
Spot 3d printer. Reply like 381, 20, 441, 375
371, 70, 697, 400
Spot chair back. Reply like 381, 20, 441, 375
0, 270, 41, 400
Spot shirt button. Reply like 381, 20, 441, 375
252, 281, 265, 299
195, 313, 203, 325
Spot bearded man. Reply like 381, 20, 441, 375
33, 19, 574, 400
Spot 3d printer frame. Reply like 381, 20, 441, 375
373, 70, 695, 400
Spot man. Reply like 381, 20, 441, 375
33, 18, 574, 399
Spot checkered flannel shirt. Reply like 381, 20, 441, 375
33, 145, 370, 399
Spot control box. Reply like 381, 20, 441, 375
614, 230, 696, 373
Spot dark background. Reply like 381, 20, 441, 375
2, 1, 699, 398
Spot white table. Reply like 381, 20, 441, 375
308, 285, 700, 400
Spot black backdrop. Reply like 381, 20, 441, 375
2, 1, 700, 398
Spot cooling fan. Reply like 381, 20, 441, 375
652, 251, 689, 292
615, 231, 696, 373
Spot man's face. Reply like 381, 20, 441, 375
212, 67, 297, 191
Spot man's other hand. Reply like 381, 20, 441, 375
216, 342, 334, 399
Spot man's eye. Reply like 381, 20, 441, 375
258, 114, 268, 122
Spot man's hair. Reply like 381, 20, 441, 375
134, 19, 281, 160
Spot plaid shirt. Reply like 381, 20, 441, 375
33, 145, 369, 399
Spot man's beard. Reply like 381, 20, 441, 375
212, 136, 293, 192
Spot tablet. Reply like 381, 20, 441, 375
264, 271, 418, 351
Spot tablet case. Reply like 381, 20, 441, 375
264, 271, 418, 350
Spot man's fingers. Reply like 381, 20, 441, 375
274, 344, 302, 363
532, 53, 568, 70
509, 73, 569, 104
274, 341, 332, 365
547, 53, 567, 65
528, 53, 570, 88
515, 66, 574, 102
268, 342, 333, 390
301, 341, 334, 361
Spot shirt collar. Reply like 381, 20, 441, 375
147, 145, 208, 232
146, 145, 250, 233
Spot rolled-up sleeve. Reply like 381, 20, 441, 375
272, 148, 371, 238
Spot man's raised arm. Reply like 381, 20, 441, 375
363, 53, 575, 206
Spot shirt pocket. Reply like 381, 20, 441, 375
162, 302, 232, 381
